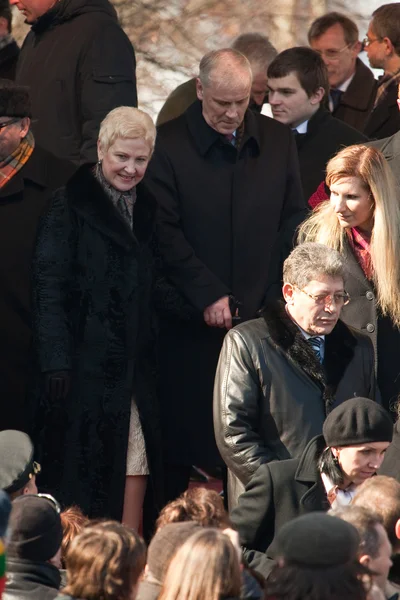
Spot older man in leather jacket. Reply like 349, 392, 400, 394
213, 242, 378, 509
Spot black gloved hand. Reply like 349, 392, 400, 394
45, 371, 71, 402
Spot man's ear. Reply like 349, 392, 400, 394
196, 77, 204, 101
282, 282, 294, 304
310, 86, 325, 106
20, 117, 30, 139
394, 518, 400, 542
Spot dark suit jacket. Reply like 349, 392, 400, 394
296, 107, 368, 199
231, 435, 329, 579
364, 78, 400, 140
0, 39, 19, 80
333, 58, 377, 133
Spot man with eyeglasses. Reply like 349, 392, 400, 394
0, 80, 73, 434
363, 3, 400, 140
214, 242, 377, 509
308, 12, 377, 133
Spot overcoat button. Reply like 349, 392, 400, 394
366, 323, 375, 333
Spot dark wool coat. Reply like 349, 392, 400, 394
231, 435, 329, 580
332, 58, 377, 133
3, 558, 61, 600
0, 40, 19, 80
31, 165, 162, 520
296, 107, 368, 200
379, 420, 400, 480
147, 100, 305, 466
214, 302, 377, 507
16, 0, 137, 165
0, 144, 74, 433
364, 79, 400, 140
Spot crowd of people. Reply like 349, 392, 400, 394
2, 0, 400, 597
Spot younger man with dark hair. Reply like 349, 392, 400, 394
267, 46, 367, 199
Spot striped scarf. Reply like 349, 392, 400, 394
0, 130, 35, 190
374, 69, 400, 109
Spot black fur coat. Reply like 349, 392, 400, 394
31, 164, 162, 519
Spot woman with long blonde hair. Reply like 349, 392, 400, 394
299, 143, 400, 412
159, 528, 242, 600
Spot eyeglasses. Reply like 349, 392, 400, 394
35, 493, 61, 514
314, 43, 352, 61
362, 36, 381, 49
294, 285, 351, 306
0, 117, 21, 131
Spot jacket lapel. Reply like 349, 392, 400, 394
295, 435, 330, 512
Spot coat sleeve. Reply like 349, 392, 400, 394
148, 145, 231, 312
79, 24, 137, 164
32, 191, 74, 373
231, 463, 277, 580
213, 328, 280, 485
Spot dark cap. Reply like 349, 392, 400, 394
8, 495, 63, 561
275, 512, 360, 567
0, 430, 37, 494
0, 80, 31, 119
147, 522, 201, 583
323, 397, 393, 448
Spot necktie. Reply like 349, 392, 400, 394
330, 88, 343, 111
308, 336, 324, 362
225, 133, 236, 147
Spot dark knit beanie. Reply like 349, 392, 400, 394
147, 522, 201, 583
323, 397, 393, 448
8, 495, 63, 562
0, 430, 36, 494
0, 80, 31, 118
275, 512, 360, 567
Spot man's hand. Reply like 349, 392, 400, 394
203, 296, 232, 330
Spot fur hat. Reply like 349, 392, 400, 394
275, 512, 360, 567
323, 397, 393, 448
0, 80, 31, 118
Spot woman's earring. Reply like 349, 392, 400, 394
97, 159, 102, 165
333, 455, 339, 466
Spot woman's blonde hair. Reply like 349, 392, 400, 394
98, 106, 156, 153
298, 144, 400, 326
159, 528, 241, 600
63, 520, 146, 600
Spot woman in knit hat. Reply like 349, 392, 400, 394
230, 397, 393, 581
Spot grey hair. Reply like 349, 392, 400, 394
231, 33, 278, 74
98, 106, 156, 154
199, 48, 252, 88
283, 242, 346, 288
330, 506, 384, 559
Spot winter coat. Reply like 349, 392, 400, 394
3, 558, 60, 600
364, 78, 400, 140
0, 39, 19, 80
0, 144, 74, 433
295, 107, 368, 200
231, 435, 329, 580
147, 99, 305, 466
332, 58, 377, 133
214, 302, 377, 507
379, 420, 400, 480
16, 0, 137, 164
31, 164, 162, 519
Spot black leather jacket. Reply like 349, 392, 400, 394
3, 558, 60, 600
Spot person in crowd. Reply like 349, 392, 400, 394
299, 144, 400, 413
57, 521, 146, 600
267, 46, 367, 199
0, 81, 73, 433
31, 106, 162, 528
353, 476, 400, 589
214, 242, 377, 507
308, 12, 377, 133
137, 522, 201, 600
60, 506, 89, 568
156, 32, 277, 125
230, 397, 393, 579
159, 528, 242, 600
156, 487, 231, 531
0, 0, 18, 80
4, 494, 63, 600
0, 431, 39, 499
363, 3, 400, 140
12, 0, 137, 165
0, 490, 11, 600
147, 47, 305, 504
264, 512, 372, 600
333, 506, 393, 596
